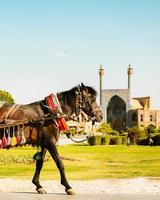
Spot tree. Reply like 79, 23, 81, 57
147, 124, 157, 135
127, 126, 147, 144
97, 123, 113, 135
0, 90, 15, 103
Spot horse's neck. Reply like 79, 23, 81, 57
57, 92, 75, 116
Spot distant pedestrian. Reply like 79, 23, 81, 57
149, 137, 153, 147
127, 137, 131, 146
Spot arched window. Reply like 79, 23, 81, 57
150, 115, 153, 122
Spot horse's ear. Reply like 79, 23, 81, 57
81, 82, 88, 92
81, 82, 85, 88
76, 84, 81, 94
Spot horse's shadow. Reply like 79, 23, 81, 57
12, 191, 67, 196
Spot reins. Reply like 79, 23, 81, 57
65, 132, 89, 143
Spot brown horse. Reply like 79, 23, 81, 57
0, 83, 102, 195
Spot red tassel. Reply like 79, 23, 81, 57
2, 136, 7, 148
16, 134, 21, 145
0, 139, 2, 149
16, 126, 22, 145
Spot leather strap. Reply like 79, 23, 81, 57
0, 101, 6, 110
3, 104, 21, 119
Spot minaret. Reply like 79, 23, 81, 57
127, 64, 133, 127
127, 64, 133, 90
99, 64, 105, 106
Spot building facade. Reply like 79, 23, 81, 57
100, 65, 160, 130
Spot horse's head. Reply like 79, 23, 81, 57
76, 83, 103, 123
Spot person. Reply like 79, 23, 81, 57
127, 136, 131, 146
149, 136, 153, 147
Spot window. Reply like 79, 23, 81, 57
150, 115, 153, 122
132, 113, 137, 121
140, 114, 143, 122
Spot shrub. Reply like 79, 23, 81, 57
88, 136, 101, 145
121, 136, 127, 145
111, 130, 119, 136
147, 124, 157, 134
109, 136, 122, 145
137, 138, 149, 145
88, 136, 96, 145
119, 132, 128, 137
152, 135, 160, 146
94, 136, 101, 145
148, 132, 158, 137
101, 135, 110, 145
97, 123, 113, 134
127, 126, 147, 144
101, 137, 106, 145
105, 135, 110, 145
138, 129, 147, 138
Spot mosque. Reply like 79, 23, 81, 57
99, 65, 160, 131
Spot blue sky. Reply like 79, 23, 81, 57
0, 0, 160, 108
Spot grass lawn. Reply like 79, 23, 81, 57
0, 145, 160, 180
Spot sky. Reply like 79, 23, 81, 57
0, 0, 160, 108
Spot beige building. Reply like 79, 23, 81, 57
100, 65, 160, 130
129, 97, 160, 129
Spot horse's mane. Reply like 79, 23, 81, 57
60, 85, 97, 97
84, 86, 97, 96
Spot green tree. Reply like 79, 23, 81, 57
127, 126, 147, 144
147, 124, 157, 135
97, 123, 113, 135
0, 90, 15, 103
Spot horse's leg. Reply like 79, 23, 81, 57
32, 147, 47, 194
47, 141, 75, 195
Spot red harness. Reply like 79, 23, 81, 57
45, 94, 69, 132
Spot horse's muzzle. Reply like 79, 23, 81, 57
92, 109, 103, 122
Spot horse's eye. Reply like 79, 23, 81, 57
91, 95, 96, 102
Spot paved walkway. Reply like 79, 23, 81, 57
0, 178, 160, 199
1, 178, 160, 194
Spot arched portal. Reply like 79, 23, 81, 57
107, 95, 126, 131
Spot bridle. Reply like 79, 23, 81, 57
65, 85, 102, 143
74, 85, 101, 122
74, 86, 83, 120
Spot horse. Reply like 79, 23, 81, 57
0, 83, 102, 195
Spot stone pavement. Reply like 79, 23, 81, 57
1, 178, 160, 199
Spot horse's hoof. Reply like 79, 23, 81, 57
66, 188, 75, 195
36, 187, 47, 194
